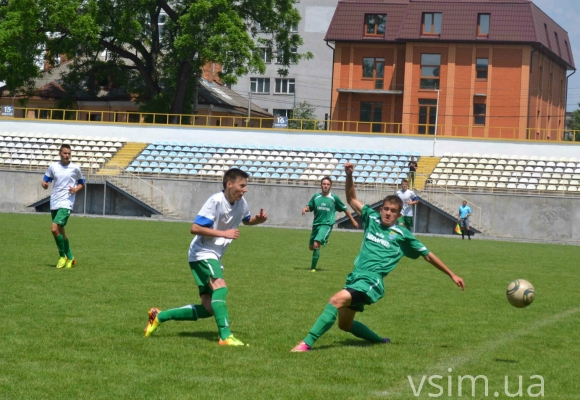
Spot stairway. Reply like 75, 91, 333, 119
97, 142, 148, 175
414, 156, 440, 190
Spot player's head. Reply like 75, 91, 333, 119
462, 200, 467, 206
59, 144, 72, 165
223, 168, 249, 201
320, 176, 332, 194
401, 178, 408, 190
380, 195, 403, 226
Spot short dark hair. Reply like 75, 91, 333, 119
59, 144, 71, 152
401, 178, 408, 184
382, 194, 403, 213
223, 168, 249, 189
321, 176, 332, 185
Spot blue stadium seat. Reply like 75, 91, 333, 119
136, 167, 144, 172
258, 167, 266, 172
286, 168, 294, 174
362, 155, 371, 161
249, 167, 257, 172
127, 166, 135, 172
141, 161, 149, 167
290, 162, 298, 167
360, 171, 369, 177
376, 177, 385, 183
160, 151, 168, 156
365, 178, 375, 183
180, 169, 188, 174
173, 157, 181, 162
168, 163, 176, 168
295, 169, 304, 174
276, 168, 285, 173
271, 173, 280, 178
386, 161, 395, 166
137, 155, 145, 160
359, 160, 367, 165
367, 160, 375, 166
386, 178, 395, 184
400, 173, 408, 178
337, 176, 346, 182
131, 161, 139, 167
146, 145, 155, 150
150, 162, 159, 167
290, 174, 299, 179
151, 150, 160, 156
334, 153, 343, 159
235, 160, 243, 165
281, 173, 289, 179
153, 168, 161, 173
194, 164, 202, 169
146, 156, 154, 161
364, 166, 373, 171
267, 167, 275, 173
185, 164, 193, 169
355, 177, 365, 183
332, 170, 341, 176
142, 150, 151, 155
353, 154, 361, 160
253, 172, 262, 178
244, 160, 253, 166
240, 166, 249, 172
370, 172, 379, 177
189, 169, 198, 175
271, 161, 280, 167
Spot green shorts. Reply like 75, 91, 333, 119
397, 216, 413, 230
51, 208, 71, 226
189, 259, 224, 296
309, 224, 333, 247
343, 271, 385, 312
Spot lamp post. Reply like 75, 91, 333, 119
433, 89, 440, 156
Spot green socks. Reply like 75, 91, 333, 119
63, 238, 73, 259
211, 287, 232, 340
157, 304, 212, 323
54, 235, 65, 257
304, 303, 338, 346
348, 320, 383, 343
311, 248, 320, 270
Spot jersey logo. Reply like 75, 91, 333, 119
388, 232, 397, 241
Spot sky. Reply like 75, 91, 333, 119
532, 0, 580, 111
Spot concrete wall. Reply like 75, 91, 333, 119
4, 119, 580, 159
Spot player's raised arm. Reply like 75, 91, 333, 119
243, 208, 268, 225
423, 252, 465, 291
344, 163, 363, 215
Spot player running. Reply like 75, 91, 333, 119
396, 178, 419, 231
144, 168, 268, 346
290, 163, 465, 352
41, 144, 85, 269
302, 176, 358, 272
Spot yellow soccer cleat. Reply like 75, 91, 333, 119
56, 257, 67, 269
65, 257, 76, 269
144, 308, 161, 337
218, 335, 245, 346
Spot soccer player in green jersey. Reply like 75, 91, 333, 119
302, 176, 358, 272
291, 163, 465, 352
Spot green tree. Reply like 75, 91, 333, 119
288, 100, 322, 130
569, 105, 580, 141
0, 0, 311, 115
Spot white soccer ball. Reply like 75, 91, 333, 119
506, 279, 535, 308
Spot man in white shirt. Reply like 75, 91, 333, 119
396, 179, 419, 231
41, 144, 85, 269
144, 168, 268, 346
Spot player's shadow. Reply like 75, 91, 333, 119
316, 339, 390, 350
178, 331, 220, 342
45, 264, 57, 268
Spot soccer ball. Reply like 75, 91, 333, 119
506, 279, 535, 308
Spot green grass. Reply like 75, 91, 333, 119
1, 212, 579, 399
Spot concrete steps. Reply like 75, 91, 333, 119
414, 156, 440, 190
97, 142, 148, 175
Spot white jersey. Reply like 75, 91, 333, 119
396, 189, 418, 217
188, 191, 251, 263
44, 162, 85, 210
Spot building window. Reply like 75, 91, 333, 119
418, 99, 437, 134
477, 14, 490, 37
476, 58, 488, 80
250, 78, 270, 93
360, 102, 383, 133
256, 48, 272, 63
273, 109, 293, 118
365, 14, 386, 36
420, 54, 441, 89
362, 57, 385, 89
544, 24, 551, 49
474, 104, 486, 125
422, 12, 442, 35
554, 32, 561, 56
276, 48, 297, 64
549, 72, 553, 97
275, 78, 295, 94
290, 24, 298, 32
565, 40, 572, 62
539, 66, 543, 92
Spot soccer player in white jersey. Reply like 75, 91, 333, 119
396, 178, 419, 231
144, 168, 268, 346
41, 144, 85, 269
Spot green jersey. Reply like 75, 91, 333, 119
353, 205, 430, 277
307, 192, 348, 226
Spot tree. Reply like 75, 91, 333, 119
0, 0, 312, 115
288, 100, 322, 130
568, 105, 580, 141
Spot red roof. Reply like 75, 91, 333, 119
325, 0, 574, 69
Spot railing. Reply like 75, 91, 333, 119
2, 106, 580, 142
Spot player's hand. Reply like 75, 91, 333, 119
41, 181, 49, 190
344, 162, 354, 176
69, 186, 76, 194
223, 229, 240, 239
451, 274, 465, 291
352, 220, 359, 229
301, 207, 308, 215
255, 208, 268, 223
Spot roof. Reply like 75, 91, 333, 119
325, 0, 574, 69
197, 78, 271, 117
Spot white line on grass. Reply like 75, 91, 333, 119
373, 307, 580, 398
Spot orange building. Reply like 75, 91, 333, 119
325, 0, 575, 140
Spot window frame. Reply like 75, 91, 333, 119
418, 99, 438, 134
360, 101, 383, 133
476, 58, 489, 80
477, 14, 490, 37
473, 103, 486, 126
422, 12, 442, 36
362, 57, 385, 89
274, 78, 295, 94
420, 53, 441, 90
364, 14, 387, 36
276, 47, 298, 65
273, 109, 293, 118
250, 77, 271, 94
257, 47, 272, 64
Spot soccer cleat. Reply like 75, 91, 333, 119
65, 257, 76, 269
310, 269, 316, 273
218, 335, 245, 346
382, 338, 391, 344
56, 257, 67, 269
290, 341, 312, 352
144, 308, 161, 337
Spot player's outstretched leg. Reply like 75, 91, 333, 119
144, 304, 212, 337
310, 241, 321, 272
211, 287, 244, 346
291, 303, 338, 352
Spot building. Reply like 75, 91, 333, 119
230, 0, 339, 121
325, 0, 575, 140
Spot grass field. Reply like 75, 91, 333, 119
1, 212, 578, 399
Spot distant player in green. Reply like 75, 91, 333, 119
291, 163, 465, 352
302, 176, 358, 272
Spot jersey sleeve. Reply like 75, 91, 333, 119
43, 165, 54, 182
333, 195, 348, 212
360, 204, 373, 226
307, 195, 316, 211
400, 233, 430, 259
242, 199, 251, 222
75, 166, 85, 184
193, 197, 217, 228
410, 191, 419, 201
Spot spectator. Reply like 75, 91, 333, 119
458, 200, 472, 240
408, 157, 418, 189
